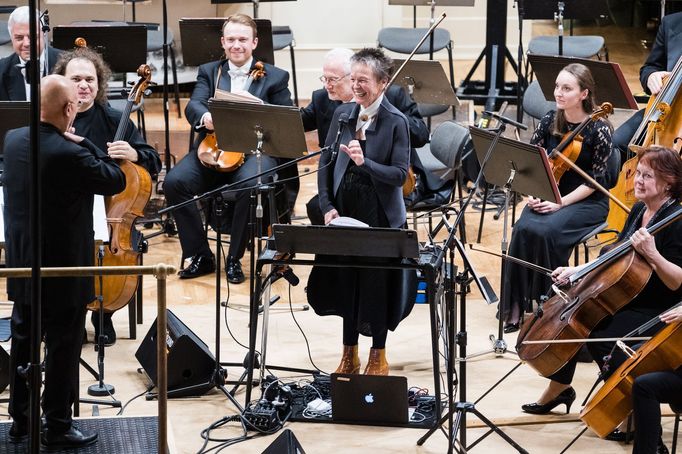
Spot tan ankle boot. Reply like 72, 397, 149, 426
364, 348, 389, 375
334, 345, 360, 374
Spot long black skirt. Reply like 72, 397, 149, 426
499, 197, 609, 322
307, 167, 416, 336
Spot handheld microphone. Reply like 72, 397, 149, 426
331, 113, 349, 162
483, 111, 528, 131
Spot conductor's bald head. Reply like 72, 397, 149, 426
41, 75, 79, 132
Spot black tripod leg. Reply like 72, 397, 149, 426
559, 426, 588, 454
469, 406, 528, 453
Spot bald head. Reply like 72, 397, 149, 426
41, 75, 79, 132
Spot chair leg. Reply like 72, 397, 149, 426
289, 43, 299, 106
673, 414, 680, 454
169, 43, 181, 118
447, 42, 456, 120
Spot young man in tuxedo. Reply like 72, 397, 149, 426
164, 13, 293, 283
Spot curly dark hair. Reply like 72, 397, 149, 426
638, 146, 682, 200
52, 47, 111, 105
351, 48, 393, 83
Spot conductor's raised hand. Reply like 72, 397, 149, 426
340, 140, 364, 166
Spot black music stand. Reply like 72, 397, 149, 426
208, 99, 310, 394
528, 54, 638, 110
52, 24, 147, 73
464, 125, 558, 376
391, 59, 459, 106
178, 18, 274, 67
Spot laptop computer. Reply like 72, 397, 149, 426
331, 373, 409, 426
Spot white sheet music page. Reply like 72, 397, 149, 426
93, 195, 109, 242
328, 216, 369, 228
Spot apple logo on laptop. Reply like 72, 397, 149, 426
364, 393, 374, 404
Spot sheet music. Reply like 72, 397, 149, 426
0, 192, 108, 244
328, 216, 370, 228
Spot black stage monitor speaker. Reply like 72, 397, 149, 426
135, 310, 216, 397
261, 429, 306, 454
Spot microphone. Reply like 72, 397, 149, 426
269, 265, 299, 287
483, 111, 528, 130
331, 113, 349, 162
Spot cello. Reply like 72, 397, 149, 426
89, 65, 153, 313
580, 303, 682, 438
516, 206, 682, 378
606, 55, 682, 235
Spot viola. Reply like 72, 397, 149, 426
516, 207, 682, 377
198, 61, 266, 172
89, 64, 153, 313
580, 305, 682, 438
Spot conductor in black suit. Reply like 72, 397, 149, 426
612, 11, 682, 158
164, 13, 293, 283
3, 75, 126, 449
0, 6, 61, 101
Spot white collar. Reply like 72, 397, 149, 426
358, 94, 383, 120
228, 58, 253, 74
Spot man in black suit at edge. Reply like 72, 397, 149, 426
0, 6, 61, 101
3, 75, 125, 449
164, 13, 293, 283
612, 11, 682, 159
301, 48, 441, 224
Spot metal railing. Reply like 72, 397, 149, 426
0, 263, 176, 454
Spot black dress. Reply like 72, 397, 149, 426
500, 111, 612, 323
307, 146, 415, 337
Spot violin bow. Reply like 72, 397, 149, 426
468, 244, 553, 276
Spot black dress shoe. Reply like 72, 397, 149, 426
605, 428, 634, 442
503, 322, 520, 333
226, 256, 245, 284
178, 254, 216, 279
8, 422, 27, 443
92, 311, 116, 346
521, 387, 576, 414
41, 426, 97, 451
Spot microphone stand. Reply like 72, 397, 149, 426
417, 122, 527, 453
26, 2, 42, 452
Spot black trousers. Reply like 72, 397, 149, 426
164, 151, 278, 261
632, 369, 682, 454
549, 309, 664, 385
9, 301, 88, 432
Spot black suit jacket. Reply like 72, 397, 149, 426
0, 47, 62, 101
640, 12, 682, 93
301, 85, 429, 149
185, 59, 292, 147
3, 123, 126, 308
318, 98, 410, 228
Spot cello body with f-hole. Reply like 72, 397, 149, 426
516, 207, 682, 377
606, 56, 682, 235
88, 65, 153, 313
580, 313, 682, 438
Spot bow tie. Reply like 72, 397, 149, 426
228, 68, 249, 78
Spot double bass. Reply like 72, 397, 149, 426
606, 55, 682, 234
89, 65, 153, 313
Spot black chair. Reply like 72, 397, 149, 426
410, 120, 470, 240
522, 80, 556, 128
377, 27, 455, 128
272, 26, 298, 106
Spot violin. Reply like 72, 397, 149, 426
197, 61, 266, 172
516, 206, 682, 377
580, 305, 682, 438
548, 102, 613, 183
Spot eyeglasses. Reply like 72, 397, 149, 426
319, 74, 349, 85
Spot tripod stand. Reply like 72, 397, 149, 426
417, 206, 526, 453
